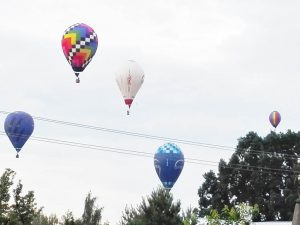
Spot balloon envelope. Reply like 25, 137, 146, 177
115, 60, 145, 109
62, 23, 98, 78
269, 111, 281, 128
4, 111, 34, 153
154, 143, 184, 190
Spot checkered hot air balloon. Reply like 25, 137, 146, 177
62, 23, 98, 83
154, 143, 184, 190
269, 111, 281, 128
115, 60, 145, 115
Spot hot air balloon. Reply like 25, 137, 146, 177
115, 60, 145, 115
154, 143, 184, 190
269, 111, 281, 128
4, 111, 34, 158
62, 23, 98, 83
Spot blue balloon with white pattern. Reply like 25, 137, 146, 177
4, 111, 34, 158
154, 143, 184, 190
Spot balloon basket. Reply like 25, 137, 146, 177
127, 110, 130, 115
76, 78, 80, 83
165, 188, 171, 193
16, 154, 19, 158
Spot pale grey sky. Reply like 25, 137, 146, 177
1, 0, 300, 223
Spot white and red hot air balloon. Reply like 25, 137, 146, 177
116, 60, 145, 115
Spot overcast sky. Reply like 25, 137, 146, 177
1, 0, 300, 224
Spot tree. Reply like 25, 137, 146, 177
119, 187, 183, 225
81, 192, 103, 225
0, 169, 40, 225
0, 169, 15, 224
198, 170, 228, 218
61, 211, 80, 225
60, 192, 103, 225
33, 211, 59, 225
182, 207, 198, 225
206, 203, 259, 225
0, 169, 107, 225
198, 131, 300, 221
9, 180, 38, 225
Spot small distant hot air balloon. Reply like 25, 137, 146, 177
4, 111, 34, 158
269, 111, 281, 128
115, 60, 145, 115
154, 143, 184, 190
62, 23, 98, 83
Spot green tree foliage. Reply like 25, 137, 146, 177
198, 170, 229, 218
0, 169, 15, 224
32, 211, 58, 225
0, 169, 40, 225
206, 209, 221, 225
198, 131, 300, 221
206, 203, 259, 225
0, 169, 105, 225
119, 187, 183, 225
81, 192, 103, 225
10, 181, 37, 224
61, 211, 81, 225
182, 207, 198, 225
60, 192, 103, 225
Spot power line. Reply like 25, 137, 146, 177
0, 111, 235, 151
219, 165, 294, 177
223, 163, 296, 174
0, 110, 298, 160
0, 132, 298, 175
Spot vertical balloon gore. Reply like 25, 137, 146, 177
269, 111, 281, 128
4, 111, 34, 156
62, 23, 98, 82
154, 143, 184, 190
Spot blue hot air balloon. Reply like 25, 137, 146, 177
4, 111, 34, 158
154, 143, 184, 190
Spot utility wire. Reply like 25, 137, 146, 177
219, 165, 294, 177
0, 132, 298, 175
0, 110, 298, 160
0, 111, 235, 151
